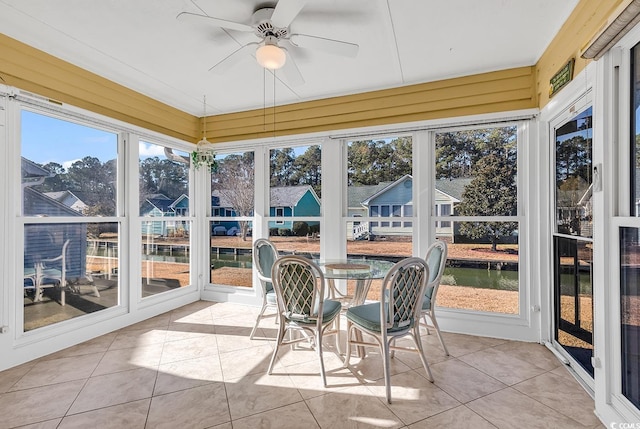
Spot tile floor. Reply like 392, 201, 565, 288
0, 301, 605, 428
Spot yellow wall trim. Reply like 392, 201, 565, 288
207, 67, 537, 143
0, 33, 198, 142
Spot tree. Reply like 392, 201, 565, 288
291, 145, 321, 196
456, 153, 518, 251
347, 137, 412, 185
212, 153, 255, 240
270, 148, 295, 187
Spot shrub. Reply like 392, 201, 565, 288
293, 221, 309, 237
278, 228, 291, 236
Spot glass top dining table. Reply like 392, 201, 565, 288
313, 258, 396, 306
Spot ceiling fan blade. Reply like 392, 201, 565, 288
209, 42, 259, 74
289, 33, 359, 58
280, 49, 305, 87
270, 0, 308, 28
176, 11, 253, 33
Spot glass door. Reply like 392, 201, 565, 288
552, 105, 594, 378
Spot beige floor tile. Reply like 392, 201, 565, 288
345, 349, 413, 383
0, 362, 37, 393
458, 346, 548, 385
493, 341, 562, 371
119, 313, 171, 332
147, 383, 230, 429
285, 352, 359, 399
44, 333, 117, 360
164, 320, 216, 342
13, 418, 63, 429
209, 302, 260, 320
408, 405, 497, 428
58, 399, 149, 429
225, 371, 303, 420
169, 302, 216, 324
108, 327, 167, 350
439, 333, 505, 357
10, 352, 103, 390
305, 385, 404, 429
154, 354, 223, 396
218, 343, 279, 381
214, 323, 269, 353
513, 371, 601, 426
430, 359, 507, 403
0, 379, 85, 428
365, 370, 460, 425
159, 334, 218, 365
92, 343, 164, 376
68, 367, 156, 414
232, 401, 320, 429
467, 387, 587, 428
391, 335, 451, 369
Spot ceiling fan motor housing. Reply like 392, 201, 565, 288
252, 7, 288, 39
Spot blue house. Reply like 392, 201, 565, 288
347, 175, 471, 240
140, 193, 189, 237
211, 185, 321, 234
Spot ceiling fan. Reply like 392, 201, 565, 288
177, 0, 359, 86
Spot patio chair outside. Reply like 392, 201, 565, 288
344, 257, 433, 403
250, 238, 279, 339
268, 255, 341, 386
37, 239, 70, 305
421, 240, 449, 355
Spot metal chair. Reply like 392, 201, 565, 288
250, 238, 280, 339
268, 255, 341, 386
344, 257, 433, 403
36, 239, 71, 305
420, 240, 449, 355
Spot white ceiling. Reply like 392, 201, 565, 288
0, 0, 579, 116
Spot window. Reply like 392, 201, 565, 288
21, 110, 119, 330
346, 135, 413, 301
268, 144, 321, 252
275, 207, 285, 225
434, 126, 519, 314
210, 150, 254, 287
139, 141, 191, 297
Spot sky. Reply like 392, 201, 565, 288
21, 110, 315, 169
21, 110, 175, 169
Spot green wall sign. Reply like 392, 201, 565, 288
549, 59, 575, 97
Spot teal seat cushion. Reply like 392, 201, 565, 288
266, 291, 277, 305
286, 299, 341, 324
421, 293, 432, 311
346, 302, 412, 333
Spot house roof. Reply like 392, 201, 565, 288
43, 191, 87, 211
145, 194, 173, 212
21, 157, 52, 179
348, 176, 473, 207
435, 178, 474, 202
23, 187, 84, 217
213, 186, 318, 208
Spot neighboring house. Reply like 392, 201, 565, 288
22, 158, 87, 282
211, 185, 321, 234
347, 176, 472, 240
140, 193, 189, 236
43, 190, 88, 214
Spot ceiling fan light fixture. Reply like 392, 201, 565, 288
256, 37, 286, 70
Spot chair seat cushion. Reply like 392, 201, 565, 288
346, 302, 411, 333
421, 295, 431, 311
286, 299, 341, 324
266, 291, 277, 305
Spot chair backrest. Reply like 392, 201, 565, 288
253, 238, 279, 293
424, 240, 448, 307
271, 255, 326, 323
381, 257, 429, 331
